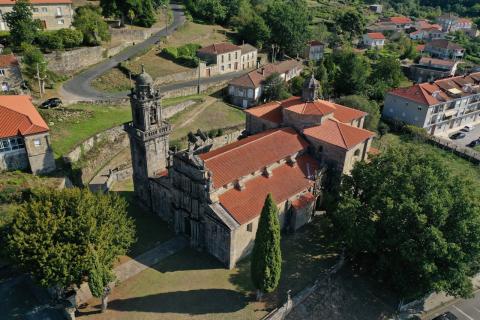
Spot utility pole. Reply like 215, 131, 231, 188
35, 62, 47, 99
197, 60, 203, 94
164, 5, 168, 35
271, 44, 279, 63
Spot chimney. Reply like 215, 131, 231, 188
263, 166, 272, 178
235, 179, 245, 191
256, 58, 261, 69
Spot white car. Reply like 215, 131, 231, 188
461, 125, 474, 132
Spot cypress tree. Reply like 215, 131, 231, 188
251, 193, 282, 300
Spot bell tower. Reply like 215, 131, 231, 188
302, 74, 320, 102
125, 66, 171, 204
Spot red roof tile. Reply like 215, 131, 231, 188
0, 95, 49, 138
389, 16, 412, 24
229, 60, 302, 88
304, 119, 375, 150
219, 154, 318, 224
200, 128, 309, 188
283, 97, 336, 116
245, 101, 282, 124
197, 43, 240, 55
291, 192, 315, 209
416, 44, 426, 52
366, 32, 385, 40
0, 54, 18, 68
330, 102, 367, 123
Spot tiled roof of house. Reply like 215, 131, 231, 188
219, 154, 318, 224
304, 119, 375, 150
0, 54, 18, 68
197, 43, 240, 55
416, 44, 426, 52
366, 32, 385, 40
240, 43, 257, 55
200, 127, 309, 188
419, 57, 456, 68
389, 16, 412, 24
0, 0, 71, 3
229, 60, 302, 88
458, 18, 472, 24
388, 72, 480, 106
291, 192, 315, 209
426, 39, 463, 50
308, 40, 324, 46
0, 95, 49, 138
245, 97, 367, 124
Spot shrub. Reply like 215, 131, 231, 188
57, 28, 83, 49
161, 43, 201, 67
36, 31, 64, 52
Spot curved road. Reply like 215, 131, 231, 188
62, 4, 186, 101
62, 4, 249, 102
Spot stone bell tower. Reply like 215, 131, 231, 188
302, 74, 320, 102
125, 66, 171, 204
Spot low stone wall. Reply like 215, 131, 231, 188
429, 135, 480, 164
211, 129, 243, 149
0, 149, 29, 172
110, 27, 161, 43
161, 80, 229, 98
163, 99, 197, 118
154, 68, 198, 85
45, 47, 105, 74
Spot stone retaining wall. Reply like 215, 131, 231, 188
110, 27, 161, 43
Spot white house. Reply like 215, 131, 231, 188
362, 33, 386, 48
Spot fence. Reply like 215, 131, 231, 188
428, 135, 480, 164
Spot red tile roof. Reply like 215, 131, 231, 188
419, 57, 456, 68
416, 44, 426, 52
426, 39, 463, 50
388, 72, 480, 106
219, 154, 318, 224
229, 60, 302, 88
0, 95, 49, 138
0, 0, 71, 3
245, 97, 367, 124
198, 43, 240, 55
304, 119, 375, 150
366, 32, 385, 40
291, 192, 315, 209
389, 16, 412, 24
200, 128, 309, 188
0, 54, 18, 68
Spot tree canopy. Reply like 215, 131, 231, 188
4, 0, 40, 48
331, 145, 480, 299
262, 72, 290, 102
73, 5, 111, 46
251, 193, 282, 296
334, 9, 366, 39
6, 189, 135, 306
100, 0, 157, 27
335, 95, 380, 131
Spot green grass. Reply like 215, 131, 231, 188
376, 133, 480, 187
39, 103, 132, 157
163, 94, 205, 107
77, 217, 338, 320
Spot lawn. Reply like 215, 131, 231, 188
39, 103, 132, 157
376, 133, 480, 187
77, 217, 338, 320
93, 21, 233, 92
168, 99, 246, 148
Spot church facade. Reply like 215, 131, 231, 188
125, 70, 376, 269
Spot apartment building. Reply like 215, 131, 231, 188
197, 42, 258, 75
383, 72, 480, 135
0, 0, 73, 30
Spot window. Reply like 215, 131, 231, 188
0, 69, 5, 76
33, 7, 39, 13
57, 19, 64, 25
318, 145, 323, 153
247, 223, 253, 232
221, 66, 224, 71
228, 53, 231, 61
33, 139, 41, 147
42, 7, 47, 12
354, 149, 361, 156
221, 55, 224, 63
56, 7, 62, 16
228, 64, 231, 69
235, 52, 238, 59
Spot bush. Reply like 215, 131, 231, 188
161, 43, 201, 67
36, 31, 63, 52
57, 28, 83, 49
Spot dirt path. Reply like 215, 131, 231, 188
175, 96, 217, 130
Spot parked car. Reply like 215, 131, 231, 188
432, 311, 458, 320
467, 139, 480, 147
449, 132, 466, 140
40, 97, 62, 109
461, 125, 474, 132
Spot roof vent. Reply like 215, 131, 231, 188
263, 166, 273, 178
462, 84, 472, 93
235, 179, 245, 191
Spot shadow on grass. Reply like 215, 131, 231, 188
80, 289, 248, 316
152, 248, 227, 273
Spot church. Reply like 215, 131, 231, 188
125, 68, 376, 268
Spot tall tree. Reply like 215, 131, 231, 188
262, 72, 290, 102
100, 0, 157, 27
73, 5, 111, 46
251, 194, 282, 300
4, 0, 40, 48
336, 95, 380, 131
21, 43, 48, 93
262, 0, 311, 56
238, 14, 270, 49
331, 145, 480, 299
6, 189, 135, 312
335, 9, 366, 39
333, 49, 371, 96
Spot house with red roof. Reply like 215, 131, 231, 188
0, 95, 55, 173
125, 69, 376, 268
409, 57, 459, 83
409, 27, 445, 41
304, 40, 325, 61
362, 33, 386, 48
383, 72, 480, 135
0, 0, 73, 30
425, 39, 465, 60
197, 42, 258, 75
387, 16, 412, 29
227, 59, 303, 108
437, 14, 473, 33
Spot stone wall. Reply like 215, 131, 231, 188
45, 47, 105, 74
161, 80, 229, 98
110, 27, 161, 43
153, 69, 199, 86
0, 149, 29, 172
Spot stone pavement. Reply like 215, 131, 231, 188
75, 236, 188, 305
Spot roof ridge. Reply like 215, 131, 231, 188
332, 120, 348, 149
204, 129, 287, 161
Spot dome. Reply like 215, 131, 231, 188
136, 65, 153, 86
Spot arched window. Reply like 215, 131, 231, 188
150, 107, 158, 125
354, 149, 361, 156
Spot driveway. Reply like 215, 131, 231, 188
62, 3, 187, 101
440, 124, 480, 150
428, 290, 480, 320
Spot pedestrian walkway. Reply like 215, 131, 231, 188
76, 236, 188, 305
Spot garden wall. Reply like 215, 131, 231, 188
110, 27, 161, 43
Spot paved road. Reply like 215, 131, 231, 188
62, 3, 187, 101
61, 4, 249, 102
430, 291, 480, 320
